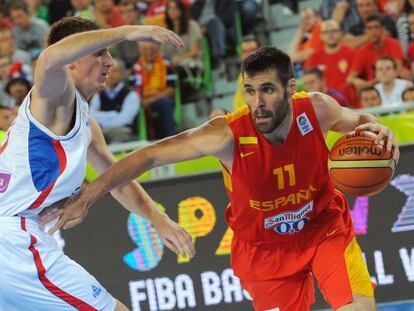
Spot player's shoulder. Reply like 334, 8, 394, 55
223, 105, 250, 124
308, 92, 341, 119
308, 91, 335, 105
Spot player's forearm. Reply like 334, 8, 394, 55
111, 181, 165, 223
39, 26, 131, 70
86, 146, 156, 204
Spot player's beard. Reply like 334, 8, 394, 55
253, 92, 290, 134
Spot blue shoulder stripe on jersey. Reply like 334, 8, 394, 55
28, 122, 60, 192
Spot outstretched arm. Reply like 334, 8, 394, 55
310, 92, 400, 162
42, 117, 195, 258
44, 117, 233, 236
31, 25, 182, 129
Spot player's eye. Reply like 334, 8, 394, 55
245, 88, 255, 95
263, 87, 274, 94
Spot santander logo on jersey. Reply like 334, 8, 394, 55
264, 201, 314, 235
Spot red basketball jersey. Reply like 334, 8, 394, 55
222, 92, 340, 245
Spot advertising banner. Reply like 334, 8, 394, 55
64, 145, 414, 310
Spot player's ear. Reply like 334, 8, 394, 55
287, 78, 297, 96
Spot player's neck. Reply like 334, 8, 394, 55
264, 104, 292, 145
76, 85, 94, 101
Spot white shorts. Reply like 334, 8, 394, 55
0, 217, 116, 311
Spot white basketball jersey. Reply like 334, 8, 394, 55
0, 90, 91, 217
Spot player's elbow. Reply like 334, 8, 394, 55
36, 47, 62, 72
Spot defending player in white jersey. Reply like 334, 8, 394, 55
0, 17, 195, 310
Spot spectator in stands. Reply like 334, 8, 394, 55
144, 0, 167, 27
305, 19, 356, 94
70, 0, 95, 20
26, 0, 50, 24
0, 26, 31, 67
375, 56, 413, 106
302, 67, 349, 106
378, 0, 404, 18
0, 105, 16, 142
210, 36, 259, 120
163, 0, 203, 103
320, 0, 360, 33
289, 8, 323, 64
396, 3, 414, 57
239, 0, 261, 35
405, 10, 414, 74
359, 86, 382, 107
114, 0, 142, 68
94, 0, 126, 28
402, 86, 414, 111
5, 77, 31, 107
342, 0, 398, 48
233, 37, 259, 109
347, 15, 406, 91
190, 0, 226, 71
0, 105, 15, 130
0, 4, 13, 29
402, 85, 414, 101
131, 42, 176, 139
90, 58, 139, 143
0, 55, 32, 107
9, 2, 49, 57
48, 0, 73, 24
214, 0, 238, 54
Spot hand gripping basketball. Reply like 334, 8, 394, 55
328, 130, 395, 196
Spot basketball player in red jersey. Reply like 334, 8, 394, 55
44, 47, 399, 311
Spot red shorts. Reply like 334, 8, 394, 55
238, 236, 374, 311
232, 193, 374, 311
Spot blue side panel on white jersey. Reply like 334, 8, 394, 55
0, 89, 91, 217
28, 122, 60, 192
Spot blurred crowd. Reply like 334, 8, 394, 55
289, 0, 414, 111
0, 0, 413, 144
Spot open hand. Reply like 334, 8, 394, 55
39, 189, 93, 235
151, 212, 196, 259
125, 25, 184, 48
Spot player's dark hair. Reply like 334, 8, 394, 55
46, 17, 100, 47
241, 47, 294, 87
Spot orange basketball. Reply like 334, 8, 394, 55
328, 131, 395, 196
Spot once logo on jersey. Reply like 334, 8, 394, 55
0, 172, 11, 193
264, 201, 313, 235
296, 113, 313, 136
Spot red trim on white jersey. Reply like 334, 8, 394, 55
20, 217, 97, 310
